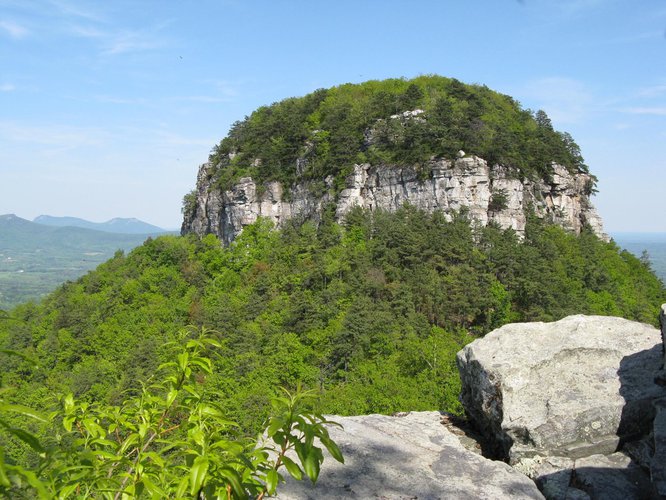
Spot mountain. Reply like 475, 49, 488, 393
182, 75, 605, 245
2, 77, 666, 498
33, 215, 167, 234
0, 214, 168, 309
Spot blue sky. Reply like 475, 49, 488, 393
1, 0, 665, 231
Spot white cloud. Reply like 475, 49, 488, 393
46, 0, 104, 22
0, 20, 29, 39
621, 107, 666, 116
101, 31, 165, 55
0, 83, 15, 92
67, 20, 170, 56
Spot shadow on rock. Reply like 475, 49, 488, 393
537, 345, 665, 500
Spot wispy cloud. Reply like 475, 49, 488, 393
67, 20, 171, 56
638, 84, 666, 98
519, 77, 592, 124
621, 107, 666, 116
555, 0, 609, 16
46, 0, 104, 22
93, 95, 147, 105
0, 121, 109, 150
0, 20, 29, 39
171, 80, 243, 104
0, 83, 15, 92
100, 30, 166, 55
176, 96, 233, 103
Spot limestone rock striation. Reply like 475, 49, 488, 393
182, 155, 606, 245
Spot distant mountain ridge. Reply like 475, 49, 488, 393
0, 214, 172, 309
33, 215, 167, 234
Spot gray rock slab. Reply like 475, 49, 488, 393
572, 453, 657, 499
516, 453, 658, 499
273, 411, 543, 499
456, 315, 663, 463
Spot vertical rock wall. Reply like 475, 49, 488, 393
182, 156, 606, 245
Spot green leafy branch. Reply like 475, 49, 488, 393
0, 327, 343, 499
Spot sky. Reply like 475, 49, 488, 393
1, 0, 665, 232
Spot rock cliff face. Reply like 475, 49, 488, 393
181, 155, 606, 245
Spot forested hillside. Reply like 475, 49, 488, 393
204, 75, 592, 195
2, 209, 663, 463
2, 75, 665, 497
0, 214, 164, 309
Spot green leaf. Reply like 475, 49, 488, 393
138, 422, 149, 440
166, 388, 178, 407
280, 455, 303, 481
119, 433, 139, 454
142, 474, 167, 499
0, 450, 10, 487
175, 475, 189, 499
0, 423, 44, 453
266, 416, 284, 437
189, 428, 205, 448
303, 451, 320, 484
10, 466, 51, 499
199, 405, 223, 417
89, 438, 118, 449
321, 436, 344, 463
62, 415, 75, 432
0, 403, 48, 422
177, 352, 189, 372
55, 482, 80, 498
82, 418, 105, 438
144, 451, 165, 468
189, 456, 209, 495
218, 467, 244, 498
63, 393, 75, 412
266, 469, 279, 495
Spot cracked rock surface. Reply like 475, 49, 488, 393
274, 411, 543, 499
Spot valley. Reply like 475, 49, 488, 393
0, 214, 171, 309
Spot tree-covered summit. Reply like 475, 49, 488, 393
208, 75, 590, 191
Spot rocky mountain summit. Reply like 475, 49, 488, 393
181, 76, 608, 245
277, 309, 666, 499
182, 154, 605, 245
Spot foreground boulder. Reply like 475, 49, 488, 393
275, 411, 543, 499
456, 315, 663, 464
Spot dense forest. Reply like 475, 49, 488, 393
2, 206, 664, 496
204, 75, 591, 197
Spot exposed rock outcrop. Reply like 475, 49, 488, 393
182, 156, 606, 245
456, 315, 663, 463
272, 311, 666, 499
273, 411, 544, 500
456, 313, 666, 499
